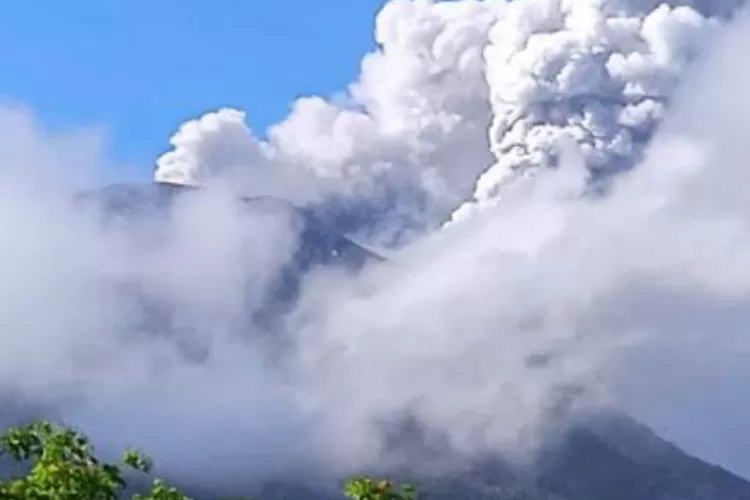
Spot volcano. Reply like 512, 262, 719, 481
2, 181, 749, 500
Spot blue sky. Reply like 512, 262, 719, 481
0, 0, 384, 182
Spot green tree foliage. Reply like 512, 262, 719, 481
0, 419, 188, 500
343, 478, 417, 500
0, 420, 417, 500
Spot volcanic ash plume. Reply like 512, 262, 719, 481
451, 0, 723, 222
154, 0, 498, 243
4, 0, 750, 487
153, 0, 742, 241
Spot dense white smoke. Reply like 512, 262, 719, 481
155, 0, 498, 244
452, 0, 721, 222
3, 0, 750, 494
278, 11, 750, 474
150, 0, 750, 480
154, 0, 739, 241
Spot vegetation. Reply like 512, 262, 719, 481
0, 420, 416, 500
343, 479, 416, 500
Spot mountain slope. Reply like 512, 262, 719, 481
76, 181, 382, 273
532, 413, 750, 500
76, 181, 383, 336
243, 411, 750, 500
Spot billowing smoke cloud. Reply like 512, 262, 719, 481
4, 0, 750, 495
452, 0, 721, 222
155, 0, 497, 245
153, 0, 740, 241
277, 10, 750, 476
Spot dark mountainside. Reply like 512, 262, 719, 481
76, 182, 383, 338
77, 181, 381, 273
2, 181, 749, 500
